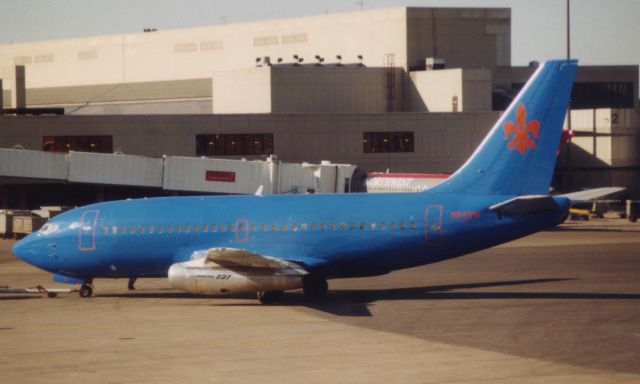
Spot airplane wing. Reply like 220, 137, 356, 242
489, 195, 558, 215
204, 247, 308, 273
559, 187, 626, 204
169, 247, 313, 296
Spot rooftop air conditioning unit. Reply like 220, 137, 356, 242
426, 57, 445, 70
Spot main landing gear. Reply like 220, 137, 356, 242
79, 282, 93, 297
256, 275, 329, 304
302, 275, 328, 298
257, 290, 284, 304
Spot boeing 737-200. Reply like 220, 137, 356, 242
12, 60, 578, 304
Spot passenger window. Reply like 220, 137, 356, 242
202, 224, 209, 233
261, 224, 268, 232
291, 223, 298, 232
390, 222, 397, 230
399, 222, 405, 230
339, 223, 346, 231
229, 224, 235, 232
370, 222, 376, 230
301, 223, 308, 231
212, 224, 218, 232
251, 224, 256, 232
410, 221, 417, 230
158, 224, 164, 234
220, 224, 226, 232
101, 226, 109, 235
176, 225, 183, 234
167, 225, 174, 234
281, 224, 287, 232
311, 223, 317, 231
129, 226, 135, 234
139, 225, 145, 234
111, 226, 117, 235
321, 223, 326, 231
330, 223, 336, 231
359, 222, 365, 230
380, 222, 386, 231
184, 224, 190, 233
271, 223, 278, 232
193, 224, 199, 233
349, 222, 355, 231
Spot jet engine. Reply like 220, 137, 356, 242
168, 258, 305, 295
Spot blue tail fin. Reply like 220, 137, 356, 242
431, 60, 577, 196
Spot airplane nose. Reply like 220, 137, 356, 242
12, 235, 39, 265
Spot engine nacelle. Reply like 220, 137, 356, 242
168, 259, 304, 295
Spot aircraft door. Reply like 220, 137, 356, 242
79, 210, 99, 251
425, 205, 443, 247
235, 218, 249, 243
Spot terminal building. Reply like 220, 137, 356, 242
0, 6, 639, 209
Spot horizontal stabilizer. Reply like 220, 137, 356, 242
489, 195, 558, 215
559, 187, 626, 203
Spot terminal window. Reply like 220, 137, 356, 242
494, 81, 635, 110
42, 135, 113, 153
570, 82, 635, 109
196, 134, 274, 156
363, 132, 414, 153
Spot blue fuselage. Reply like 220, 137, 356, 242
13, 191, 570, 281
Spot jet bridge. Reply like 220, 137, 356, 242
0, 148, 357, 196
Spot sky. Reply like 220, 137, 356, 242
1, 0, 638, 66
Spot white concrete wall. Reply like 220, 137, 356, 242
0, 7, 512, 109
406, 8, 510, 70
0, 8, 408, 92
213, 68, 272, 114
408, 68, 491, 112
213, 66, 402, 114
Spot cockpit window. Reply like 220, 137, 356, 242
39, 223, 60, 235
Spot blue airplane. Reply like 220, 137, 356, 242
12, 60, 578, 304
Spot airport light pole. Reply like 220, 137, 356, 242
565, 0, 573, 191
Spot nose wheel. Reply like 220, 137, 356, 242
79, 283, 93, 297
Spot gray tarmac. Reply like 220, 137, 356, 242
1, 219, 639, 383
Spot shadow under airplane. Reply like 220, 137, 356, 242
99, 278, 640, 317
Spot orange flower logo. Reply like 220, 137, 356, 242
503, 103, 540, 155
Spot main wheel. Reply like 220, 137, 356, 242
303, 275, 328, 298
257, 290, 284, 304
79, 284, 93, 298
